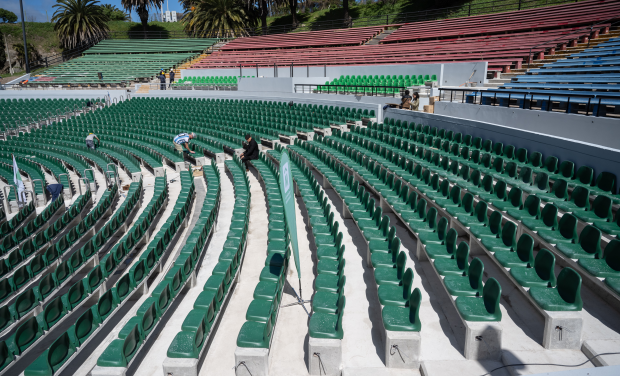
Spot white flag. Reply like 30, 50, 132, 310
13, 155, 26, 202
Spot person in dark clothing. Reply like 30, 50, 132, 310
169, 68, 175, 88
159, 73, 166, 90
241, 134, 259, 172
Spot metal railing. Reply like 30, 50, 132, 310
438, 87, 616, 117
295, 84, 407, 97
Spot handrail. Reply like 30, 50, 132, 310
31, 179, 47, 206
295, 83, 410, 97
438, 87, 615, 116
2, 185, 17, 213
527, 17, 620, 68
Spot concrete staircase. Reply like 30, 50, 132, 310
366, 29, 399, 45
484, 28, 620, 87
167, 40, 229, 78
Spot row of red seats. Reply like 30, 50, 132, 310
382, 0, 620, 43
221, 26, 384, 51
191, 26, 606, 73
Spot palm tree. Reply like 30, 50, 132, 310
183, 0, 257, 37
52, 0, 110, 49
121, 0, 163, 31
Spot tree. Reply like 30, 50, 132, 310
0, 8, 17, 23
52, 0, 110, 49
101, 4, 129, 21
121, 0, 163, 32
183, 0, 257, 37
289, 0, 297, 27
13, 43, 40, 68
343, 0, 349, 26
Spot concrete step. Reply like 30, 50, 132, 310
366, 29, 398, 45
488, 78, 511, 84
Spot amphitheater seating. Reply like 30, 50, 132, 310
25, 169, 198, 375
337, 118, 617, 318
192, 0, 617, 72
486, 36, 620, 115
236, 154, 287, 349
0, 98, 90, 133
382, 0, 618, 44
283, 150, 348, 339
83, 39, 218, 54
173, 75, 240, 88
321, 74, 437, 95
30, 39, 218, 87
221, 27, 383, 51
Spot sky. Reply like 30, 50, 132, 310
0, 0, 185, 23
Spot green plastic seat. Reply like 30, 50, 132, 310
378, 268, 414, 307
381, 288, 422, 332
97, 324, 142, 367
510, 249, 557, 288
72, 306, 101, 345
494, 234, 535, 268
522, 203, 558, 231
481, 221, 517, 253
529, 268, 582, 311
309, 296, 345, 339
577, 239, 620, 278
374, 252, 406, 286
444, 258, 484, 297
433, 242, 470, 276
556, 225, 602, 259
538, 213, 578, 245
454, 277, 502, 321
237, 311, 275, 348
424, 228, 458, 259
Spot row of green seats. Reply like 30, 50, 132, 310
166, 162, 223, 359
290, 141, 420, 334
175, 76, 240, 85
236, 154, 288, 349
0, 202, 36, 244
0, 197, 66, 279
95, 172, 200, 368
0, 179, 156, 374
282, 148, 348, 339
21, 175, 185, 375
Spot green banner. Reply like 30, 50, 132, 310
279, 150, 301, 278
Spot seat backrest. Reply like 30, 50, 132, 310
542, 156, 558, 174
508, 187, 523, 208
541, 204, 559, 229
579, 225, 602, 258
462, 193, 475, 214
426, 208, 438, 230
591, 195, 612, 220
516, 234, 535, 266
402, 268, 414, 300
523, 195, 541, 218
481, 174, 494, 193
595, 171, 617, 194
574, 166, 593, 186
483, 278, 502, 317
557, 268, 583, 309
558, 214, 578, 241
604, 240, 620, 272
468, 258, 484, 295
444, 228, 458, 254
455, 242, 470, 275
396, 251, 407, 279
501, 221, 517, 248
558, 161, 575, 179
494, 180, 507, 200
488, 211, 503, 237
550, 179, 568, 200
534, 249, 557, 287
492, 157, 504, 173
570, 186, 591, 209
